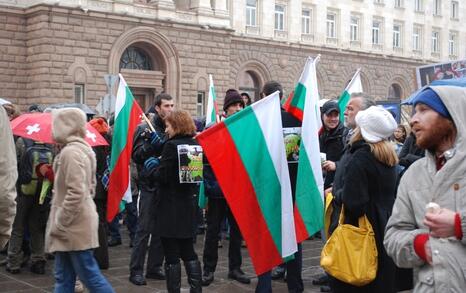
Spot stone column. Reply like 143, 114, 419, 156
190, 0, 213, 14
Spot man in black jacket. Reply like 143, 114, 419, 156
129, 93, 174, 286
319, 100, 348, 190
201, 89, 251, 286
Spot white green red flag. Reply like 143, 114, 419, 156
282, 89, 302, 121
337, 69, 362, 121
107, 74, 143, 222
205, 74, 219, 126
293, 56, 325, 242
197, 92, 297, 275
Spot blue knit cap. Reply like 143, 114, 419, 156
412, 88, 452, 119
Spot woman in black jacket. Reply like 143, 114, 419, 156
143, 110, 202, 293
330, 106, 398, 293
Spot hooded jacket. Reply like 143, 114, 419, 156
0, 106, 17, 249
45, 108, 99, 253
384, 86, 466, 293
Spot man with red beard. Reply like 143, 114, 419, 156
384, 86, 466, 292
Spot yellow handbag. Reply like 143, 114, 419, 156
324, 192, 334, 240
320, 206, 378, 286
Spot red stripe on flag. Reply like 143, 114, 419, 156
106, 104, 142, 222
293, 206, 310, 243
285, 105, 303, 121
197, 123, 283, 275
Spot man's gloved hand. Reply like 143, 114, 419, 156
150, 131, 165, 147
143, 157, 160, 175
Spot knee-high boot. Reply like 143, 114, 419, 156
165, 263, 181, 293
185, 260, 202, 293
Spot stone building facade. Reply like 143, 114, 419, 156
0, 0, 464, 115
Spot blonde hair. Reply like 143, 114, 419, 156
350, 127, 399, 167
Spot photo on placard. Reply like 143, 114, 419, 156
283, 127, 301, 163
178, 144, 203, 183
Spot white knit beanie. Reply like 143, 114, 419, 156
355, 106, 397, 143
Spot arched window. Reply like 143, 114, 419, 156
238, 70, 261, 102
388, 83, 402, 100
119, 47, 152, 70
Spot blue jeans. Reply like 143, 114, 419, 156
54, 250, 114, 293
256, 271, 272, 293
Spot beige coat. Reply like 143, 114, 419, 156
0, 106, 17, 249
45, 108, 99, 253
384, 86, 466, 293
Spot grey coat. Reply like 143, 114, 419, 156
384, 86, 466, 293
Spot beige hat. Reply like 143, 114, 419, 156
355, 106, 397, 143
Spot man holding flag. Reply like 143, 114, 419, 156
128, 93, 174, 286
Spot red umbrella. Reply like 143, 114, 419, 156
10, 113, 109, 147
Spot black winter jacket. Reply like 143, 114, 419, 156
319, 122, 348, 189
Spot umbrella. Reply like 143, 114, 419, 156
402, 78, 466, 105
10, 113, 108, 147
46, 103, 96, 115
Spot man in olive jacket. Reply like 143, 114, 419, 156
384, 86, 466, 292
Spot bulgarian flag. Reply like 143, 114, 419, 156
197, 92, 297, 275
293, 56, 325, 242
107, 74, 143, 222
282, 89, 302, 121
205, 74, 219, 126
337, 68, 362, 121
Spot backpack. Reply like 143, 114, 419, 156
18, 139, 53, 196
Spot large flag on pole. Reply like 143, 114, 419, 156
292, 56, 325, 242
107, 74, 143, 222
197, 92, 297, 275
337, 69, 362, 121
205, 74, 219, 126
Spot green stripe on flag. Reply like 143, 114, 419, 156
291, 82, 306, 110
337, 91, 350, 122
296, 146, 324, 235
225, 108, 282, 254
109, 86, 134, 172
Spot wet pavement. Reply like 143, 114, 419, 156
0, 231, 325, 293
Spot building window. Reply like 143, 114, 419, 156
119, 47, 152, 70
414, 0, 423, 11
196, 91, 205, 117
449, 32, 457, 55
413, 26, 421, 51
350, 16, 359, 41
372, 20, 381, 44
388, 83, 402, 100
432, 31, 440, 52
393, 24, 401, 48
433, 0, 441, 15
302, 9, 311, 34
74, 84, 85, 104
451, 1, 459, 19
395, 0, 403, 8
326, 12, 336, 38
274, 5, 285, 31
246, 0, 257, 26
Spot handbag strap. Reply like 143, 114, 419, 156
338, 205, 373, 232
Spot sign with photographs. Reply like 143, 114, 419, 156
177, 144, 203, 184
283, 127, 301, 163
416, 59, 466, 88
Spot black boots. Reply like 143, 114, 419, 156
185, 260, 202, 293
165, 263, 181, 293
165, 260, 202, 293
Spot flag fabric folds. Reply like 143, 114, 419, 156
337, 69, 363, 121
107, 74, 143, 222
196, 92, 297, 275
292, 56, 325, 242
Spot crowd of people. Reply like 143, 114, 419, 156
0, 81, 465, 293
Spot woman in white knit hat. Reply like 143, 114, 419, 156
329, 106, 399, 293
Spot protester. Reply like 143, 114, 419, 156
320, 100, 349, 190
129, 93, 174, 285
46, 108, 114, 292
201, 89, 250, 286
2, 103, 20, 121
142, 110, 202, 293
329, 106, 398, 292
384, 86, 466, 292
398, 132, 425, 170
89, 117, 111, 270
393, 124, 408, 154
0, 106, 17, 251
241, 92, 252, 106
